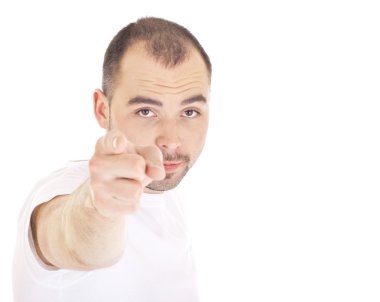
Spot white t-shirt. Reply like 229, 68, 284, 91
13, 161, 199, 302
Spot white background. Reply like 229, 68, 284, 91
1, 0, 379, 301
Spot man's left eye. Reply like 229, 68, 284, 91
182, 110, 199, 118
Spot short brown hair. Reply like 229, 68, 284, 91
102, 17, 212, 100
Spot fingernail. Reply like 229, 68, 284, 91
112, 136, 118, 150
159, 151, 163, 163
152, 164, 165, 172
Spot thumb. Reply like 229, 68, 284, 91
135, 145, 165, 181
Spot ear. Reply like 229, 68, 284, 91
93, 89, 109, 129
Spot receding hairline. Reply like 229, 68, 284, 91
102, 17, 212, 101
111, 41, 211, 89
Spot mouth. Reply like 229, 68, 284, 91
163, 162, 183, 173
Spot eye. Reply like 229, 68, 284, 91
182, 109, 200, 118
137, 108, 156, 118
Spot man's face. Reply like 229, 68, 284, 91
104, 43, 210, 192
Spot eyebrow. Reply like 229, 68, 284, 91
127, 94, 207, 107
181, 94, 207, 106
128, 97, 162, 106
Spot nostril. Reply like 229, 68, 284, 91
156, 134, 182, 152
161, 143, 181, 150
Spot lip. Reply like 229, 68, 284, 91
163, 162, 183, 172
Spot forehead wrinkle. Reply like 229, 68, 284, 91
134, 71, 207, 84
175, 87, 207, 95
138, 86, 206, 96
136, 80, 202, 88
135, 78, 206, 94
152, 80, 203, 89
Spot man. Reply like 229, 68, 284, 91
13, 17, 211, 302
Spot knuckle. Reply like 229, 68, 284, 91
112, 179, 142, 202
128, 154, 146, 174
95, 135, 106, 152
129, 180, 143, 199
119, 179, 142, 200
89, 156, 102, 173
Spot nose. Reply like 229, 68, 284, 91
156, 121, 182, 153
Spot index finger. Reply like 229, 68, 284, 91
95, 129, 132, 155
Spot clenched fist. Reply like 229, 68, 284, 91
88, 130, 165, 218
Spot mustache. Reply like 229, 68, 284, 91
162, 153, 190, 163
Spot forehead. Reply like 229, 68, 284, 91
116, 42, 210, 97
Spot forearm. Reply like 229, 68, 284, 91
33, 180, 126, 270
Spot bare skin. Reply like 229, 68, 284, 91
31, 42, 210, 270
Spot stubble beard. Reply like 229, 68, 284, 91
145, 147, 205, 192
146, 160, 191, 192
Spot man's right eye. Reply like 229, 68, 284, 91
137, 109, 155, 118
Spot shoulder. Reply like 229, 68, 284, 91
29, 160, 89, 205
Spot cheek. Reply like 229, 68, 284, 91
183, 122, 208, 151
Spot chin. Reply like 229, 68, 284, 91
147, 165, 189, 192
146, 178, 179, 192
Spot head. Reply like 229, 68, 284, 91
93, 17, 212, 192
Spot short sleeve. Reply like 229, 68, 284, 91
14, 160, 93, 288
